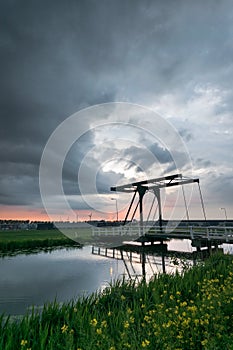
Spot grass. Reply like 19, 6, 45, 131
0, 229, 92, 255
0, 253, 232, 349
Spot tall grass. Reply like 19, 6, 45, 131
0, 253, 232, 349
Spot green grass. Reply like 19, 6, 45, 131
0, 229, 93, 255
0, 253, 232, 349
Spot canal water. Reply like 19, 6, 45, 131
0, 246, 127, 316
1, 242, 232, 316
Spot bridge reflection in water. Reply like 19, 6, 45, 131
91, 225, 233, 280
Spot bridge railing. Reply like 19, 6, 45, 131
189, 226, 233, 242
92, 225, 233, 242
92, 224, 141, 237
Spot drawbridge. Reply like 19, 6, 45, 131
92, 174, 233, 278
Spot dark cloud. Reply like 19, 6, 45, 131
0, 0, 233, 218
123, 143, 174, 174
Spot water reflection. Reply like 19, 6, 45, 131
1, 242, 231, 316
0, 246, 125, 315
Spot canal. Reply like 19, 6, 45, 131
0, 246, 126, 316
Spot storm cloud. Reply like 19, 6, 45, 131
0, 0, 233, 219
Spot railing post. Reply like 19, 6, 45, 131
225, 226, 229, 242
190, 226, 194, 240
207, 227, 210, 240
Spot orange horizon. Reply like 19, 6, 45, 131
0, 205, 125, 222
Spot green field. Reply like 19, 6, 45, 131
0, 228, 93, 255
0, 253, 232, 349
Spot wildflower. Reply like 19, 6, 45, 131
96, 328, 102, 335
124, 321, 130, 329
109, 347, 116, 350
108, 311, 112, 316
21, 340, 28, 346
121, 295, 126, 301
127, 308, 132, 314
169, 295, 174, 300
180, 301, 187, 307
201, 339, 208, 346
129, 316, 135, 323
144, 315, 150, 322
90, 318, 98, 327
61, 324, 68, 333
141, 304, 145, 309
101, 320, 107, 328
142, 339, 150, 347
73, 307, 78, 313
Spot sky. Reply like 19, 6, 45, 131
0, 0, 233, 222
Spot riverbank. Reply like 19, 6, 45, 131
0, 253, 232, 349
0, 227, 140, 255
0, 229, 87, 255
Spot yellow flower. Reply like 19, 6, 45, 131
149, 309, 155, 315
180, 301, 187, 307
144, 315, 150, 322
109, 347, 116, 350
96, 328, 102, 335
61, 324, 69, 333
90, 318, 98, 327
121, 295, 126, 301
124, 321, 130, 329
108, 311, 112, 316
101, 320, 107, 328
21, 340, 28, 346
201, 339, 208, 346
129, 316, 135, 323
142, 339, 150, 347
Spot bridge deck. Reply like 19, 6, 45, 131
92, 225, 233, 246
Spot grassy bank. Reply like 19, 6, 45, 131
0, 229, 86, 255
0, 253, 232, 349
